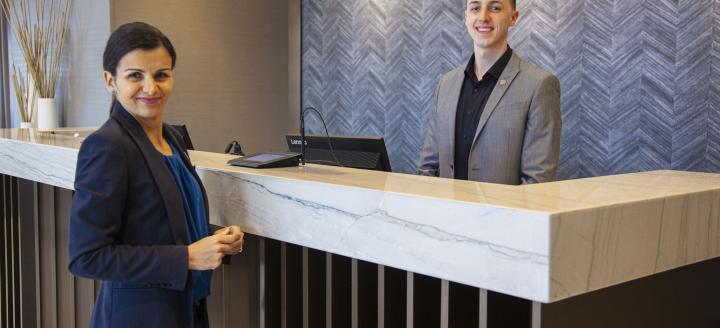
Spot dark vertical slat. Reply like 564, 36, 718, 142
284, 243, 303, 328
3, 175, 15, 328
331, 254, 351, 328
12, 177, 20, 328
8, 175, 17, 328
18, 179, 38, 328
384, 266, 406, 327
206, 260, 224, 327
74, 277, 94, 328
378, 265, 384, 328
1, 175, 16, 328
448, 282, 479, 327
307, 248, 326, 327
413, 273, 441, 328
10, 176, 19, 328
38, 183, 57, 328
0, 175, 7, 328
55, 187, 75, 328
0, 175, 5, 327
487, 291, 531, 328
356, 260, 377, 328
223, 234, 262, 327
265, 238, 282, 328
68, 182, 95, 328
325, 253, 332, 328
352, 259, 358, 328
260, 236, 267, 328
303, 247, 309, 328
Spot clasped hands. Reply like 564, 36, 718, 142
188, 225, 244, 270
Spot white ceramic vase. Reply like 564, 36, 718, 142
19, 121, 32, 129
37, 98, 58, 131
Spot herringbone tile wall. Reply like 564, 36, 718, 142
302, 0, 720, 178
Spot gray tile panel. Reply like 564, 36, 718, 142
302, 0, 720, 177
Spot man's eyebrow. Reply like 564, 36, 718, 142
123, 68, 172, 72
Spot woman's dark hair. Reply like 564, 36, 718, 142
103, 22, 176, 76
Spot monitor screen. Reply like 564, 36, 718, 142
243, 153, 287, 162
286, 134, 392, 172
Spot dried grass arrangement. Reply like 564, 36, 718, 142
10, 65, 35, 123
1, 0, 72, 123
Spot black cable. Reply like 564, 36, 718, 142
303, 107, 343, 167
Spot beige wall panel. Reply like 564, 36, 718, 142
111, 0, 295, 154
62, 0, 112, 128
288, 0, 301, 134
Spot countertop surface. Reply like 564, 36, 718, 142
2, 128, 718, 303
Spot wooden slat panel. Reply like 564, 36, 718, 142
38, 183, 57, 328
74, 277, 94, 328
55, 188, 75, 328
10, 175, 19, 328
10, 177, 19, 328
331, 254, 351, 328
283, 243, 303, 328
487, 291, 531, 328
1, 175, 11, 328
1, 175, 7, 328
413, 273, 441, 328
356, 260, 377, 328
448, 281, 479, 327
265, 239, 282, 328
18, 179, 38, 328
1, 175, 16, 328
206, 259, 225, 327
223, 234, 262, 327
306, 248, 326, 327
383, 266, 406, 327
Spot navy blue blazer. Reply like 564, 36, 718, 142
68, 103, 210, 328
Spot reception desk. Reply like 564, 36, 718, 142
1, 128, 719, 328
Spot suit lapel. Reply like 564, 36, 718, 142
444, 67, 465, 163
164, 125, 210, 223
471, 53, 521, 145
110, 103, 189, 245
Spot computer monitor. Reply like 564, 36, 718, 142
286, 134, 392, 172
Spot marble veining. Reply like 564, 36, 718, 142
2, 128, 720, 303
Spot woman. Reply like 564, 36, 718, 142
68, 22, 244, 328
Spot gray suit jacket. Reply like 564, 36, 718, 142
417, 52, 561, 185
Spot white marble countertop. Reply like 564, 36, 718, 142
2, 128, 718, 303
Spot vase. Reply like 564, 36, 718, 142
37, 98, 58, 131
19, 121, 32, 129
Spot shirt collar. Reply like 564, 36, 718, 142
464, 47, 514, 81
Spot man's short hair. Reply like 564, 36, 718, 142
466, 0, 517, 10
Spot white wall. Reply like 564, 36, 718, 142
7, 0, 110, 128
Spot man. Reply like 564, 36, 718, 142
418, 0, 561, 185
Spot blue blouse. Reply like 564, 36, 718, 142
162, 144, 211, 302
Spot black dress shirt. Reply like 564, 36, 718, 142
454, 48, 513, 180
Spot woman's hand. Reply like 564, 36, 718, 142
187, 232, 240, 270
214, 225, 245, 255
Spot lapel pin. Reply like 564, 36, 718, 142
500, 80, 507, 86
